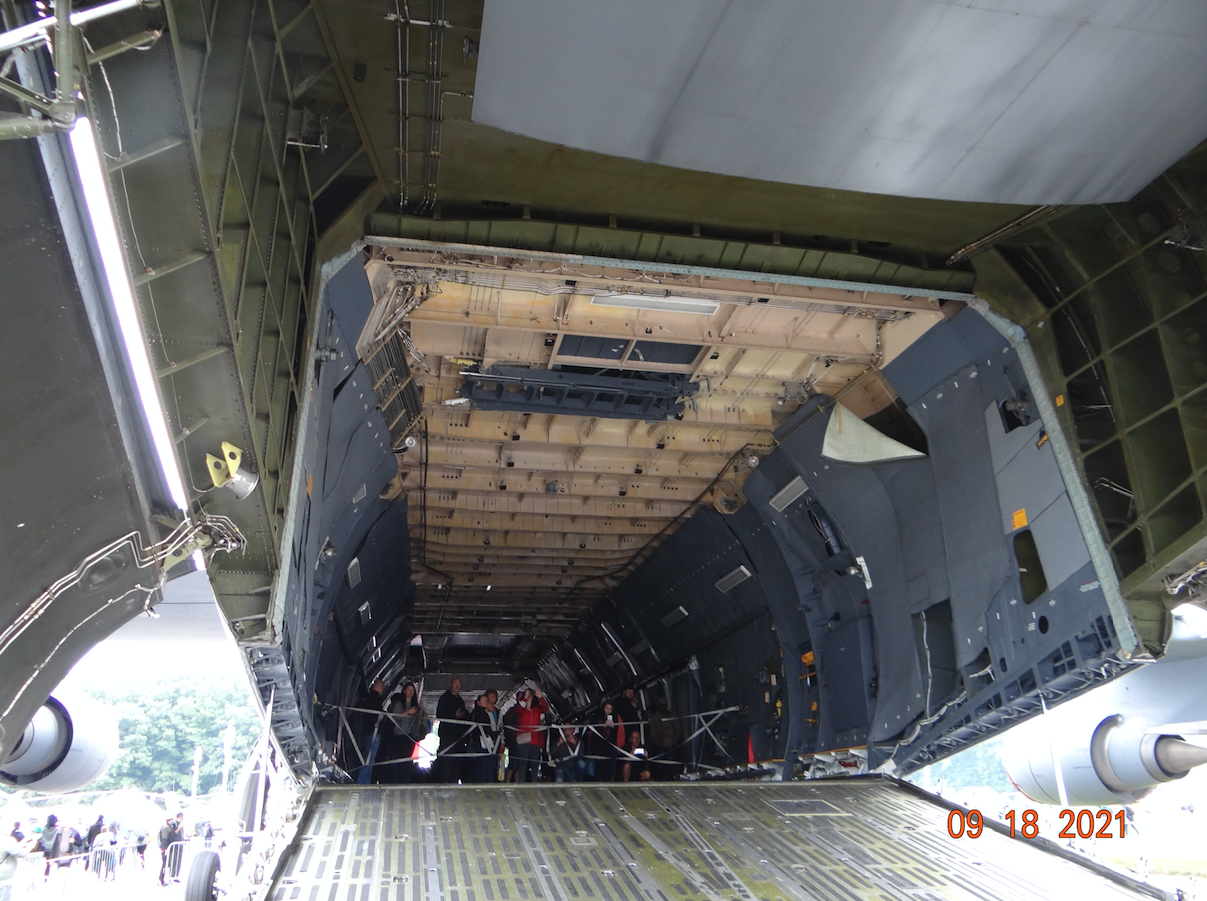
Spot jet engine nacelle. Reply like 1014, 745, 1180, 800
0, 695, 118, 793
1003, 714, 1207, 806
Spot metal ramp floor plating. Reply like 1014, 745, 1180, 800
270, 780, 1157, 901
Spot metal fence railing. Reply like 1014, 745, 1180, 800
159, 840, 189, 884
6, 836, 208, 900
330, 703, 742, 784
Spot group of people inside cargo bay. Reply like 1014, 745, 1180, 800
349, 677, 684, 784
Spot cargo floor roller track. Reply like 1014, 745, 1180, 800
268, 779, 1161, 901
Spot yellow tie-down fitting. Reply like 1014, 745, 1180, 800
206, 441, 259, 500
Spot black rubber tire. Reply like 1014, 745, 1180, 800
185, 849, 221, 901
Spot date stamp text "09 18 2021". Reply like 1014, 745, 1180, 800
946, 808, 1127, 840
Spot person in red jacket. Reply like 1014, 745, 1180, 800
512, 685, 549, 782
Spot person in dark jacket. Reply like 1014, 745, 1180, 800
356, 678, 387, 784
501, 703, 521, 782
34, 815, 61, 879
469, 689, 501, 783
384, 682, 424, 783
85, 816, 104, 851
588, 699, 624, 781
157, 813, 184, 885
614, 688, 643, 737
436, 677, 470, 783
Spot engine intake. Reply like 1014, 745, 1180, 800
0, 695, 117, 793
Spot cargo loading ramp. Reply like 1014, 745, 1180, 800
268, 780, 1163, 901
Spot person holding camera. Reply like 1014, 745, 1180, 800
511, 685, 549, 783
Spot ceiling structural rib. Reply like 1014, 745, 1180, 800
353, 243, 952, 653
415, 489, 693, 518
401, 465, 715, 498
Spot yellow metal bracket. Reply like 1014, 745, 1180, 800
206, 441, 244, 488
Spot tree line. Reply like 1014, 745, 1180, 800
83, 679, 262, 795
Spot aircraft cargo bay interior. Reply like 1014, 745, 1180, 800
2, 2, 1207, 900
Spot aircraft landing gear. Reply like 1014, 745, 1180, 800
185, 849, 221, 901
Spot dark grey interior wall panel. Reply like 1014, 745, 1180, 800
281, 258, 414, 743
881, 463, 951, 609
992, 418, 1065, 535
773, 410, 928, 742
542, 509, 789, 762
822, 618, 876, 733
727, 497, 818, 759
1030, 500, 1092, 592
322, 253, 375, 342
880, 311, 1029, 664
474, 0, 1207, 204
909, 368, 1012, 665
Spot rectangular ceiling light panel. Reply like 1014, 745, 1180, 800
591, 293, 719, 315
715, 565, 753, 593
769, 476, 809, 512
661, 605, 689, 627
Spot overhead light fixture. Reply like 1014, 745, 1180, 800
661, 605, 689, 627
69, 118, 188, 510
0, 0, 151, 54
769, 476, 809, 512
591, 293, 719, 316
715, 565, 753, 593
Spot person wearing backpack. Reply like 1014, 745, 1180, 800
34, 815, 61, 880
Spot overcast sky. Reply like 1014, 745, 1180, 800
58, 571, 248, 692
